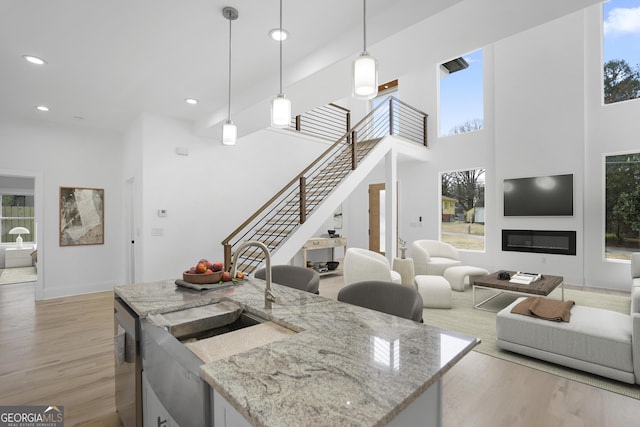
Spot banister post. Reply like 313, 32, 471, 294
299, 176, 306, 224
346, 111, 351, 134
351, 130, 357, 170
223, 243, 232, 272
423, 115, 428, 147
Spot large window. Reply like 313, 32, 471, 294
1, 194, 35, 244
605, 152, 640, 260
603, 0, 640, 104
440, 168, 485, 251
439, 49, 484, 137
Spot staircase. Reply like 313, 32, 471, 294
222, 97, 429, 273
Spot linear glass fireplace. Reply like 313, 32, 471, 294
502, 229, 576, 255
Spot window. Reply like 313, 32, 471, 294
605, 152, 640, 260
603, 0, 640, 104
1, 194, 35, 244
440, 168, 485, 250
439, 49, 484, 136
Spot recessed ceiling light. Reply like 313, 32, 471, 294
185, 98, 199, 105
36, 105, 49, 112
269, 28, 289, 41
23, 55, 47, 65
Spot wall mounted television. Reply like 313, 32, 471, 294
503, 173, 574, 216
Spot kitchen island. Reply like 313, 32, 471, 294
115, 277, 478, 426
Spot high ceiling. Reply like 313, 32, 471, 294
0, 0, 601, 137
0, 0, 457, 135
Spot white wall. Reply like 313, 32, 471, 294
342, 6, 638, 291
0, 116, 125, 298
131, 113, 329, 282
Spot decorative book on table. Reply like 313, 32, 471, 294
509, 272, 542, 285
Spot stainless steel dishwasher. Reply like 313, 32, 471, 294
114, 297, 142, 427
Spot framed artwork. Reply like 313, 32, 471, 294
59, 187, 104, 246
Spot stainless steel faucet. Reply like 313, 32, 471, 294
231, 240, 276, 309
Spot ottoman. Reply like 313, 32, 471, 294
443, 265, 490, 292
414, 275, 451, 309
496, 297, 635, 383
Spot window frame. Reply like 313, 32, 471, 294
1, 191, 35, 245
603, 150, 640, 262
438, 48, 485, 137
439, 167, 486, 252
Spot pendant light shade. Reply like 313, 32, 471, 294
353, 0, 378, 100
222, 120, 237, 145
271, 95, 291, 127
353, 53, 378, 99
271, 0, 291, 128
222, 6, 239, 145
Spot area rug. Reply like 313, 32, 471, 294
0, 266, 37, 285
423, 286, 640, 400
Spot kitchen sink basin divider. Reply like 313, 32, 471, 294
222, 97, 428, 274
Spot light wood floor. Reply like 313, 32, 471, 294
0, 283, 120, 427
1, 279, 639, 426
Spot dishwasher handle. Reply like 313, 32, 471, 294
114, 324, 126, 366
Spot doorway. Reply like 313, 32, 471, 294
368, 183, 385, 254
0, 170, 43, 299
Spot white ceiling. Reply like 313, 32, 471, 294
0, 0, 601, 137
0, 0, 457, 135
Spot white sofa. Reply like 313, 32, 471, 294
411, 240, 461, 276
496, 253, 640, 384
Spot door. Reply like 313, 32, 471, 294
368, 183, 385, 254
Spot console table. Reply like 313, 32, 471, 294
302, 237, 347, 276
5, 247, 34, 268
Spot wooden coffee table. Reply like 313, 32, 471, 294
472, 271, 564, 311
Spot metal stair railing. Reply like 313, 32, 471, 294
292, 103, 351, 141
222, 97, 428, 273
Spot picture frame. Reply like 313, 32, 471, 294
59, 187, 104, 246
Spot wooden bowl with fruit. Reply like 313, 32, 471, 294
183, 259, 224, 284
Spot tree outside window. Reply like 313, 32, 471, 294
1, 194, 35, 243
440, 169, 485, 251
605, 153, 640, 260
603, 0, 640, 104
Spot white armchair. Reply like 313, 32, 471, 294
343, 248, 402, 286
411, 240, 461, 276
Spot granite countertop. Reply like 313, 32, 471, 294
114, 278, 478, 426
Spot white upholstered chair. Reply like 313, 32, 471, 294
411, 240, 461, 276
343, 248, 402, 286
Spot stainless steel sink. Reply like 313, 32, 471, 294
141, 302, 273, 427
149, 301, 264, 341
179, 311, 264, 342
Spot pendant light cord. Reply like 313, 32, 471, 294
362, 0, 367, 54
279, 0, 283, 96
227, 13, 232, 121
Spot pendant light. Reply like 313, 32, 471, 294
352, 0, 378, 99
222, 6, 239, 145
270, 0, 291, 128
